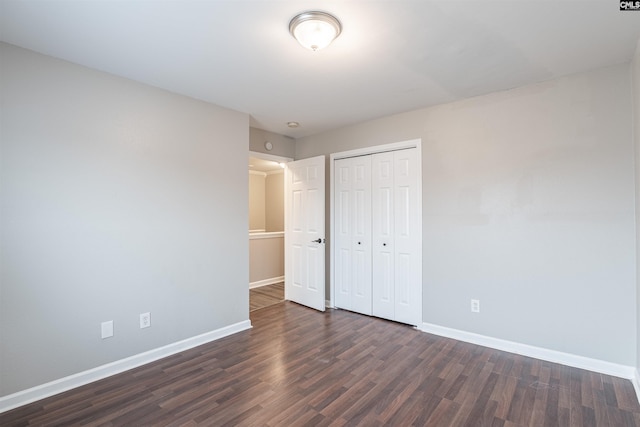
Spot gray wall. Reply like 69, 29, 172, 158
296, 64, 636, 366
249, 172, 266, 231
249, 236, 284, 284
265, 171, 284, 232
248, 171, 283, 232
0, 43, 250, 397
250, 127, 295, 159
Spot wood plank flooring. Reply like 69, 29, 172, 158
250, 282, 284, 312
2, 301, 639, 426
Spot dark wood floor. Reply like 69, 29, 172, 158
2, 302, 639, 426
250, 282, 284, 312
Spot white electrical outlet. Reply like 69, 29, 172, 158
101, 320, 114, 339
471, 299, 480, 313
140, 312, 151, 329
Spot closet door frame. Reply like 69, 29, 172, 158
329, 139, 422, 325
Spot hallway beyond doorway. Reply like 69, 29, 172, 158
250, 282, 284, 311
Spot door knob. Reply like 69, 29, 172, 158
311, 238, 325, 244
383, 243, 387, 246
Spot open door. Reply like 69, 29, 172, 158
284, 156, 325, 311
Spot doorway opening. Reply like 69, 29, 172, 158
248, 151, 291, 311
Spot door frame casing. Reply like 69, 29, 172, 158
329, 139, 422, 324
249, 150, 293, 165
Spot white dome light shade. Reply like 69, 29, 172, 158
289, 11, 342, 51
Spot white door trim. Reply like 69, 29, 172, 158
329, 139, 422, 323
330, 140, 420, 161
249, 150, 293, 163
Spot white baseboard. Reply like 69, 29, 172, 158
0, 320, 252, 414
632, 369, 640, 405
250, 276, 284, 289
419, 322, 638, 392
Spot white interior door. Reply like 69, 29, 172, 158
285, 156, 326, 311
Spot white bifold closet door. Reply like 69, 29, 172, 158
334, 155, 372, 315
372, 149, 420, 325
334, 148, 420, 326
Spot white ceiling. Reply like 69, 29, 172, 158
249, 156, 285, 173
1, 1, 640, 139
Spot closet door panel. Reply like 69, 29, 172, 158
393, 148, 420, 326
334, 156, 371, 314
350, 156, 372, 314
372, 152, 395, 320
334, 160, 352, 310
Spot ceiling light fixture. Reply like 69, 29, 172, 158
289, 11, 342, 51
287, 121, 300, 128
